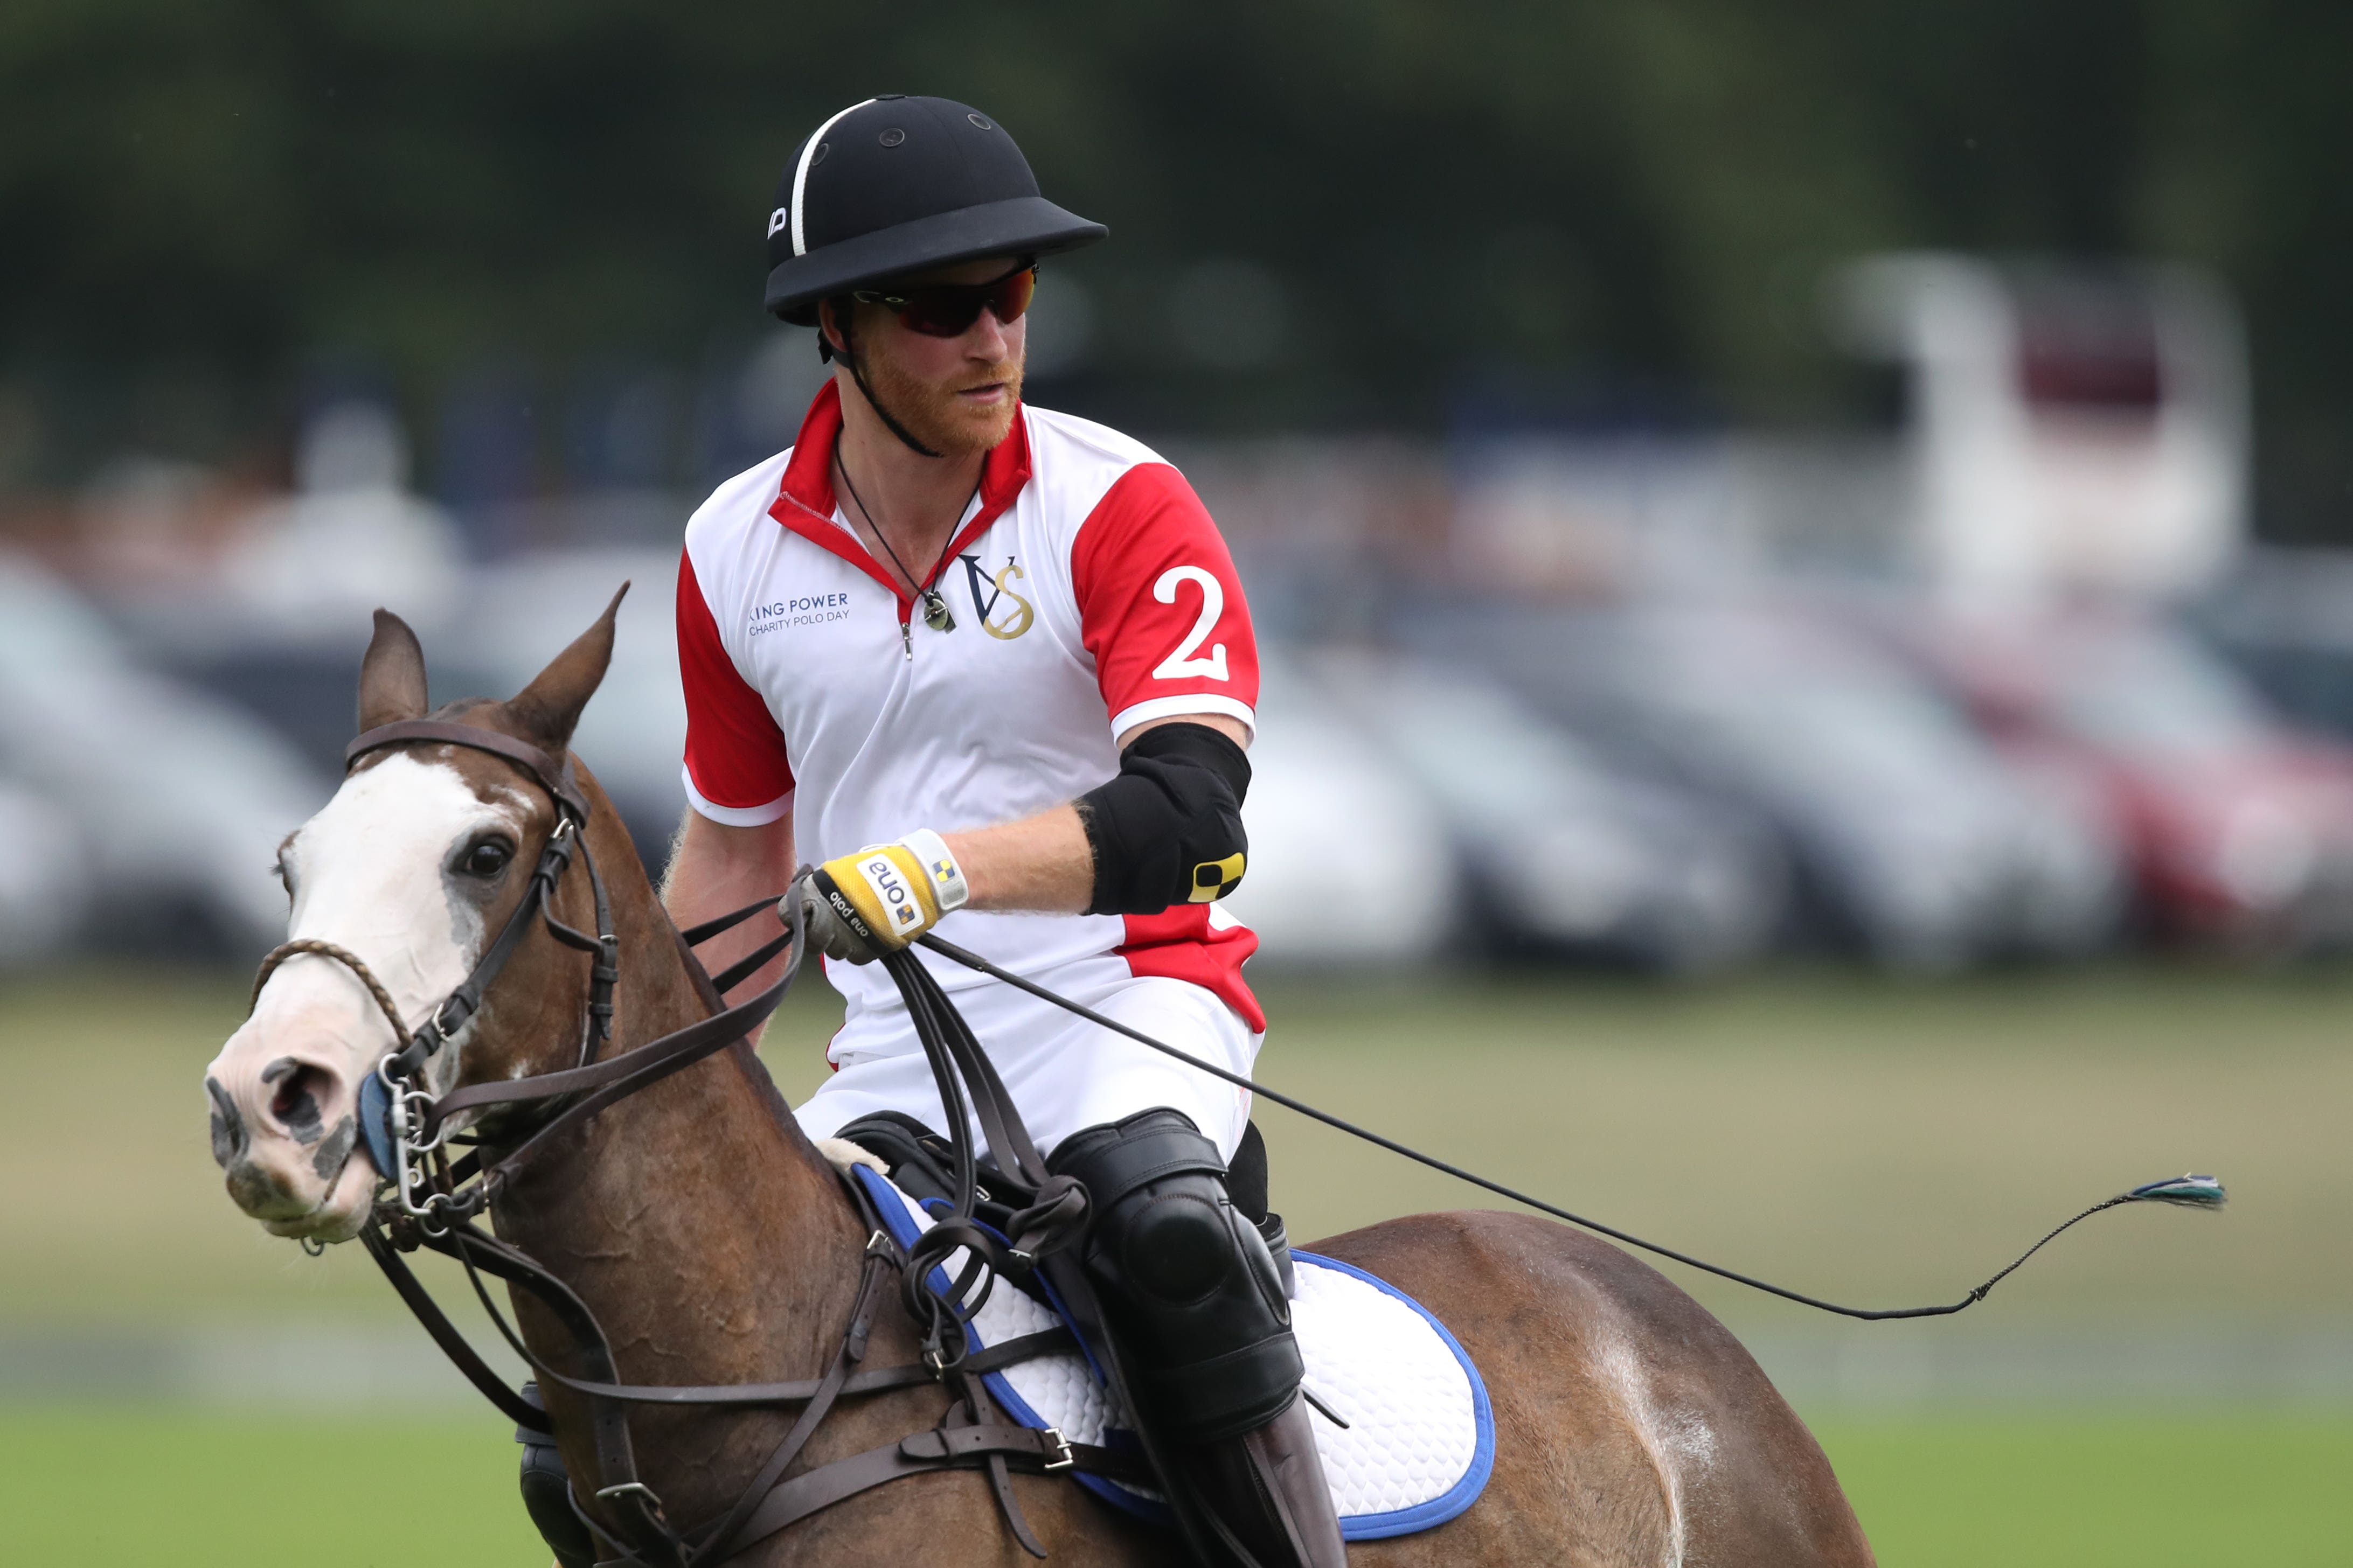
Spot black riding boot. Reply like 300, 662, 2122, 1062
515, 1383, 597, 1568
1184, 1395, 1347, 1568
1050, 1109, 1348, 1568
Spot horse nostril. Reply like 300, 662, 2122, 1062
206, 1077, 246, 1169
267, 1064, 334, 1145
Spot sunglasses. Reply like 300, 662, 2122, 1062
851, 264, 1038, 338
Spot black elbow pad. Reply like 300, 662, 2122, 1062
1077, 722, 1251, 916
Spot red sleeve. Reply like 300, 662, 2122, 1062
1070, 463, 1259, 738
677, 548, 795, 817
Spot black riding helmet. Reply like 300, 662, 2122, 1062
763, 95, 1106, 327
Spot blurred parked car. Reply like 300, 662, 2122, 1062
2195, 546, 2353, 743
125, 550, 1456, 966
1307, 649, 1787, 972
1221, 651, 1457, 966
127, 547, 687, 877
0, 555, 330, 956
1879, 605, 2353, 951
0, 780, 89, 967
1400, 600, 2123, 968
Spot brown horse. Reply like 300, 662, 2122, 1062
204, 597, 1875, 1566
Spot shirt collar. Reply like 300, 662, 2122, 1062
773, 378, 1033, 533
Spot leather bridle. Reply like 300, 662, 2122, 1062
246, 717, 1125, 1568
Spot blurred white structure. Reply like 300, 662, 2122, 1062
0, 780, 86, 967
1833, 254, 2249, 606
0, 554, 329, 952
1404, 255, 2251, 608
221, 400, 469, 635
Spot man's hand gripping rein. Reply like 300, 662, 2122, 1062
796, 829, 970, 963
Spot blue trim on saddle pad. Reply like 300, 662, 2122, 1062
1290, 1250, 1497, 1541
853, 1165, 1494, 1541
858, 1167, 1161, 1521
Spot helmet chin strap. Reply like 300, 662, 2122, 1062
828, 304, 945, 460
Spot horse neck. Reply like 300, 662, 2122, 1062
491, 805, 865, 1473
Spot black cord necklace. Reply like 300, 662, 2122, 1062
835, 454, 977, 637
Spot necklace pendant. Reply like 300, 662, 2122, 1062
922, 589, 956, 633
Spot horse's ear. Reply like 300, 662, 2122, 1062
357, 609, 429, 732
504, 583, 629, 754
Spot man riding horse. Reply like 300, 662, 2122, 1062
203, 87, 2191, 1568
655, 96, 1343, 1568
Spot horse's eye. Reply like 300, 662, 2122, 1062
460, 839, 513, 878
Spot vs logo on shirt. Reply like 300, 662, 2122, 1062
960, 554, 1035, 640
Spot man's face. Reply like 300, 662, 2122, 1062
838, 255, 1028, 457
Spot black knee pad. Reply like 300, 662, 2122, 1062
1048, 1107, 1301, 1442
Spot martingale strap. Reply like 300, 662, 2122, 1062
525, 1328, 1079, 1410
361, 1224, 550, 1432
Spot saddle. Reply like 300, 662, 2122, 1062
836, 1112, 1495, 1545
840, 1110, 1295, 1298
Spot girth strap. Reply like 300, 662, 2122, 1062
546, 1328, 1077, 1410
897, 1423, 1122, 1469
714, 1424, 1148, 1563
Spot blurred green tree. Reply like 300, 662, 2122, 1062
0, 1, 2342, 528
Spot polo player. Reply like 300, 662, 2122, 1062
651, 96, 1342, 1568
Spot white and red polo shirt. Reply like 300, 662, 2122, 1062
677, 381, 1265, 1064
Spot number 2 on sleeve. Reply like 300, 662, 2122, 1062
1150, 566, 1228, 681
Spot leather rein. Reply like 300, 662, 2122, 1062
247, 720, 1129, 1568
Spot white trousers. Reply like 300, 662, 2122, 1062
794, 964, 1260, 1163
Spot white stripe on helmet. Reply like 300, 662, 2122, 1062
791, 99, 878, 259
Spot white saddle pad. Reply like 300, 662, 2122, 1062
856, 1167, 1494, 1541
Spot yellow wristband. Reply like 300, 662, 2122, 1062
900, 828, 970, 914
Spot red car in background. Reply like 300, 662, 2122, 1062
1880, 608, 2353, 950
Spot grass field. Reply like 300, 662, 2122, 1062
4, 1407, 2347, 1565
1818, 1414, 2353, 1565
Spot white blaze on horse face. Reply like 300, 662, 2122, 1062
281, 753, 518, 1037
204, 752, 526, 1241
